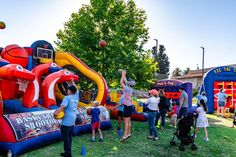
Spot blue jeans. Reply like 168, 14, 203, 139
155, 110, 167, 127
148, 111, 158, 138
61, 125, 74, 157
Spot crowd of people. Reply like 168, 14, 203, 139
53, 71, 236, 157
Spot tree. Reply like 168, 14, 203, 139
152, 44, 170, 76
183, 67, 190, 75
172, 67, 182, 77
55, 0, 156, 89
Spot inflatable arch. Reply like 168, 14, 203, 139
201, 65, 236, 113
153, 79, 193, 108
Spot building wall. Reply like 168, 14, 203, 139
197, 78, 203, 89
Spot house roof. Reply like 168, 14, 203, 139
172, 64, 236, 79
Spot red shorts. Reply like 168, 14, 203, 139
92, 122, 101, 130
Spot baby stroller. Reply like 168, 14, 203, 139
170, 112, 198, 151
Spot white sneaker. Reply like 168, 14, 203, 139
204, 137, 209, 141
153, 137, 159, 141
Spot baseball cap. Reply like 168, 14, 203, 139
149, 89, 158, 96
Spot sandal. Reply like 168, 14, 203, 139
120, 136, 129, 142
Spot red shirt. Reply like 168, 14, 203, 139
173, 106, 177, 114
225, 101, 231, 108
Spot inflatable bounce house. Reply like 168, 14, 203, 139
0, 40, 111, 156
106, 89, 146, 121
200, 65, 236, 113
153, 79, 193, 108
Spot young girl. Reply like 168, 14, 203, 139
145, 89, 160, 141
195, 99, 209, 141
170, 101, 177, 128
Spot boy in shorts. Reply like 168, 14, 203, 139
91, 101, 103, 142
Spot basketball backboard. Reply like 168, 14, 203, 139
36, 47, 53, 59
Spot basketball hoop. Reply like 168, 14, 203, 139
16, 78, 29, 92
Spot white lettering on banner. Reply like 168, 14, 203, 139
14, 113, 54, 124
3, 110, 61, 141
24, 118, 58, 130
4, 107, 110, 141
16, 118, 23, 124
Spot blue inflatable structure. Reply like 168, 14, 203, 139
200, 65, 236, 113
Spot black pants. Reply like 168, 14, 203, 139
61, 125, 74, 157
155, 110, 167, 126
178, 107, 188, 118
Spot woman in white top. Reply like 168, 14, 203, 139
145, 89, 160, 141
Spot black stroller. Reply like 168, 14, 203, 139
170, 112, 198, 151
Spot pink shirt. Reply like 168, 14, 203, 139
122, 86, 133, 106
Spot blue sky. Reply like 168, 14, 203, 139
1, 0, 236, 73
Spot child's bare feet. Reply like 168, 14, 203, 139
118, 69, 126, 74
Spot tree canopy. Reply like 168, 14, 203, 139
172, 67, 182, 77
55, 0, 157, 89
152, 44, 170, 77
183, 67, 190, 75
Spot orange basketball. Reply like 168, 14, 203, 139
0, 21, 5, 29
1, 44, 29, 67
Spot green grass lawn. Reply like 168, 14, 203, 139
9, 115, 236, 157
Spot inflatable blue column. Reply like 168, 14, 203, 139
26, 56, 33, 71
183, 82, 193, 108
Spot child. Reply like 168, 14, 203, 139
224, 97, 231, 118
114, 95, 124, 131
195, 99, 209, 141
170, 101, 177, 128
232, 106, 236, 128
90, 101, 103, 142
